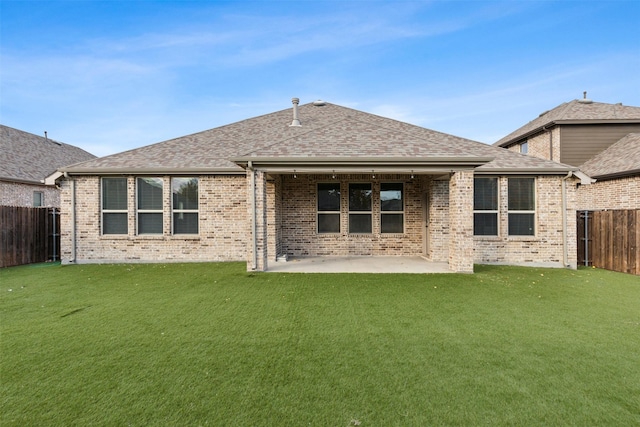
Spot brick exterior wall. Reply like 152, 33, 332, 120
474, 175, 578, 268
59, 172, 577, 271
0, 181, 60, 207
506, 128, 561, 163
276, 174, 426, 259
576, 176, 640, 210
59, 175, 248, 264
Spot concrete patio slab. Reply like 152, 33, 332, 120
266, 256, 452, 273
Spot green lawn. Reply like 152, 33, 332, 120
1, 263, 639, 426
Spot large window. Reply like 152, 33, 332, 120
508, 178, 535, 236
349, 183, 372, 233
102, 177, 128, 234
380, 183, 403, 233
172, 177, 198, 234
137, 177, 163, 234
317, 183, 340, 233
474, 177, 498, 236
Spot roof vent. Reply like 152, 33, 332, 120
313, 100, 326, 106
578, 91, 593, 104
290, 97, 301, 127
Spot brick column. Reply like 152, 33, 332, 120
247, 170, 268, 271
448, 170, 474, 273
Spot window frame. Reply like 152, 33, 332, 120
317, 182, 341, 234
507, 177, 536, 236
380, 182, 404, 234
171, 177, 199, 235
348, 182, 372, 234
473, 177, 499, 236
136, 177, 164, 235
101, 177, 128, 235
33, 191, 43, 207
520, 141, 528, 154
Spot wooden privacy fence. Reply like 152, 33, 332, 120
577, 209, 640, 275
1, 206, 61, 268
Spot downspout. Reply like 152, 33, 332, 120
248, 161, 257, 270
561, 171, 573, 268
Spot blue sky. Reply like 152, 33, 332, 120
1, 0, 639, 157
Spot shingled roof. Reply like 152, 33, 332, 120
495, 100, 640, 147
579, 133, 640, 180
62, 101, 574, 175
1, 125, 96, 185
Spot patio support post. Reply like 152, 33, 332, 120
251, 170, 269, 271
448, 170, 474, 273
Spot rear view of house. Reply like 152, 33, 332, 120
54, 99, 581, 272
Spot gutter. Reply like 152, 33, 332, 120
61, 167, 245, 175
65, 172, 77, 264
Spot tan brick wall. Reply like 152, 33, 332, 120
576, 176, 640, 210
278, 174, 425, 257
507, 128, 561, 162
59, 175, 248, 264
474, 175, 578, 268
448, 171, 474, 273
0, 181, 60, 207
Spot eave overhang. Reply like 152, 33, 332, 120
58, 166, 246, 176
475, 166, 579, 175
232, 156, 494, 173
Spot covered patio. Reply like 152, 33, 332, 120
266, 256, 452, 273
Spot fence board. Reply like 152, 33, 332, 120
577, 209, 640, 275
0, 206, 60, 268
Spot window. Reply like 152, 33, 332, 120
102, 177, 128, 234
474, 177, 498, 236
33, 191, 43, 207
508, 178, 535, 236
380, 183, 403, 233
172, 177, 198, 234
137, 177, 163, 234
349, 183, 372, 233
520, 141, 528, 154
317, 183, 340, 233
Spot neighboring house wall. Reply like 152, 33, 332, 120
559, 124, 640, 166
576, 176, 640, 210
59, 175, 248, 264
0, 181, 60, 207
474, 175, 578, 268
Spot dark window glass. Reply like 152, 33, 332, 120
137, 178, 163, 210
173, 178, 199, 210
474, 178, 498, 210
508, 178, 534, 211
474, 213, 498, 236
318, 213, 340, 233
381, 214, 403, 233
509, 213, 535, 236
318, 183, 340, 211
102, 178, 127, 210
349, 214, 372, 233
380, 183, 403, 211
173, 213, 198, 234
103, 213, 128, 234
349, 183, 372, 211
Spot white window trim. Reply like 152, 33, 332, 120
101, 177, 128, 235
348, 182, 373, 234
507, 177, 536, 237
171, 177, 199, 235
317, 182, 341, 234
473, 176, 499, 237
136, 177, 163, 235
380, 182, 405, 234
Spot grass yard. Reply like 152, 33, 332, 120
1, 262, 639, 426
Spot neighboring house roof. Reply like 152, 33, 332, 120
61, 101, 575, 176
579, 133, 640, 180
1, 125, 96, 185
494, 100, 640, 147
